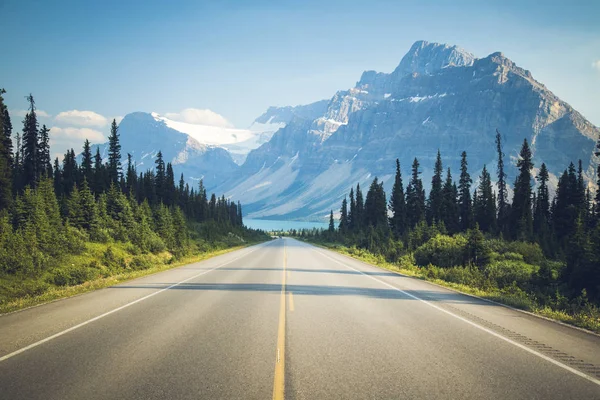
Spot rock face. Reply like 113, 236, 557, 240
215, 40, 599, 221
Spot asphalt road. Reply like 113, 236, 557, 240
0, 238, 599, 399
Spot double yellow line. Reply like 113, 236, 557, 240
272, 241, 287, 400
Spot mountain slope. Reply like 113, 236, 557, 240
217, 40, 599, 221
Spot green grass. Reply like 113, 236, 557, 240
309, 240, 600, 334
0, 240, 265, 315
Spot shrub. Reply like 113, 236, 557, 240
51, 265, 96, 286
414, 234, 467, 268
483, 260, 538, 289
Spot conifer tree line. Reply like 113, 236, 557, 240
319, 133, 600, 301
0, 91, 245, 276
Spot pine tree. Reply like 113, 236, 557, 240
81, 139, 93, 184
474, 165, 496, 233
22, 94, 39, 188
328, 210, 335, 233
107, 119, 121, 185
406, 158, 425, 228
348, 188, 356, 232
0, 89, 11, 210
511, 139, 534, 241
534, 163, 551, 250
339, 197, 349, 234
165, 162, 175, 206
38, 125, 51, 177
389, 159, 406, 238
428, 150, 444, 224
154, 151, 165, 203
441, 168, 459, 233
364, 177, 388, 229
355, 183, 364, 232
458, 151, 473, 231
495, 130, 509, 236
94, 147, 108, 195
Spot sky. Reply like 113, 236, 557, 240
1, 0, 599, 157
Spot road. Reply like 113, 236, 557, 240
0, 238, 599, 399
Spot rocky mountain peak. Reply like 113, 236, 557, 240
392, 40, 476, 78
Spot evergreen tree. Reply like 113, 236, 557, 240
0, 89, 11, 210
81, 139, 93, 185
534, 163, 551, 249
595, 137, 600, 218
406, 158, 425, 228
328, 210, 335, 233
355, 183, 364, 232
93, 147, 105, 194
495, 130, 509, 236
339, 197, 349, 234
79, 178, 98, 231
364, 177, 388, 229
389, 159, 406, 238
474, 165, 496, 233
22, 94, 39, 188
165, 162, 175, 206
458, 151, 473, 231
154, 151, 165, 203
38, 125, 51, 177
427, 150, 444, 224
107, 119, 121, 185
441, 168, 459, 233
511, 139, 534, 240
348, 188, 356, 232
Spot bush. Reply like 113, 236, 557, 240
483, 260, 538, 289
414, 234, 467, 268
51, 265, 96, 286
129, 254, 154, 270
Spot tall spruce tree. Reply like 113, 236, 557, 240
348, 187, 356, 232
38, 125, 51, 177
364, 177, 388, 229
441, 168, 459, 233
154, 151, 165, 203
81, 139, 93, 184
0, 89, 12, 209
406, 158, 425, 228
107, 119, 121, 185
339, 197, 349, 234
534, 163, 551, 251
495, 130, 509, 236
355, 183, 364, 232
511, 139, 534, 240
93, 147, 105, 194
22, 94, 39, 188
427, 150, 444, 224
328, 210, 335, 233
458, 151, 473, 231
389, 159, 406, 238
474, 165, 496, 233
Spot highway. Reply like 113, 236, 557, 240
0, 238, 599, 399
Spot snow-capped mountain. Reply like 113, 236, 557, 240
214, 40, 599, 221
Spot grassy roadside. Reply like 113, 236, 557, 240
309, 240, 600, 334
0, 240, 265, 315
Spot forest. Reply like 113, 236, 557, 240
295, 131, 600, 331
0, 90, 267, 311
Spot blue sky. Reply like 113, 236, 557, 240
1, 0, 599, 156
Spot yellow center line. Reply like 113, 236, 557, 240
288, 292, 294, 312
272, 240, 286, 400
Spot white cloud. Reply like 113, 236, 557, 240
593, 60, 600, 71
164, 108, 234, 128
55, 110, 108, 127
9, 109, 51, 118
49, 126, 106, 156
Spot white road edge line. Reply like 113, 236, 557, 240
0, 244, 265, 363
314, 247, 600, 387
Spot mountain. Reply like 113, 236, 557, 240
90, 112, 241, 189
215, 40, 599, 221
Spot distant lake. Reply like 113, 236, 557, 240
244, 219, 328, 231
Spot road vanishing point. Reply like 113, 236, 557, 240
1, 238, 599, 399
